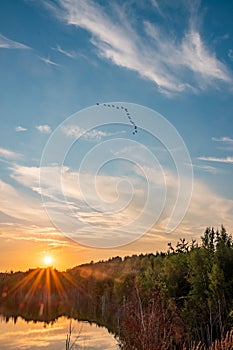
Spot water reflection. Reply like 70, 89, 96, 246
0, 267, 120, 348
0, 315, 118, 349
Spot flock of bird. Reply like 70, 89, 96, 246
96, 103, 138, 135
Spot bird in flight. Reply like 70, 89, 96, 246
96, 102, 138, 135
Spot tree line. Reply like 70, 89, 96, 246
0, 226, 233, 349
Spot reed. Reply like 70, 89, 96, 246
183, 331, 233, 350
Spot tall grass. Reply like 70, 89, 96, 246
187, 331, 233, 350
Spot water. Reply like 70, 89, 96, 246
0, 315, 118, 349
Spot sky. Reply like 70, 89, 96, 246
0, 0, 233, 271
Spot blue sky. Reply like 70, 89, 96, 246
0, 0, 233, 271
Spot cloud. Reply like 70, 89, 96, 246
5, 161, 233, 249
145, 174, 233, 242
179, 179, 233, 234
151, 0, 163, 16
180, 30, 230, 85
10, 164, 151, 244
10, 164, 41, 191
228, 49, 233, 61
0, 147, 22, 159
36, 124, 51, 134
61, 124, 111, 141
198, 156, 233, 164
39, 56, 60, 67
212, 136, 233, 143
0, 178, 71, 249
15, 125, 27, 132
0, 179, 46, 223
0, 33, 29, 49
192, 163, 219, 174
48, 0, 232, 95
53, 45, 76, 58
11, 164, 144, 211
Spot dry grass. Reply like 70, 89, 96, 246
184, 331, 233, 350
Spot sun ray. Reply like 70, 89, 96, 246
45, 268, 51, 316
23, 268, 45, 304
61, 271, 90, 301
50, 268, 69, 304
7, 265, 93, 321
9, 268, 40, 296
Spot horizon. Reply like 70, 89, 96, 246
0, 226, 226, 273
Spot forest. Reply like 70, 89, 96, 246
0, 226, 233, 349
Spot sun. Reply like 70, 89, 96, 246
43, 256, 53, 266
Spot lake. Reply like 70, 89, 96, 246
0, 315, 118, 349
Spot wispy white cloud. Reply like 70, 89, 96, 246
192, 163, 219, 174
150, 0, 163, 16
0, 147, 22, 159
10, 164, 148, 238
61, 124, 124, 141
53, 45, 76, 58
10, 164, 41, 191
11, 164, 143, 212
15, 125, 27, 132
228, 49, 233, 61
180, 30, 230, 85
198, 156, 233, 164
39, 56, 60, 67
212, 136, 233, 143
9, 161, 233, 248
36, 124, 51, 134
0, 178, 71, 250
0, 33, 30, 49
175, 179, 233, 237
48, 0, 232, 95
0, 179, 46, 223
